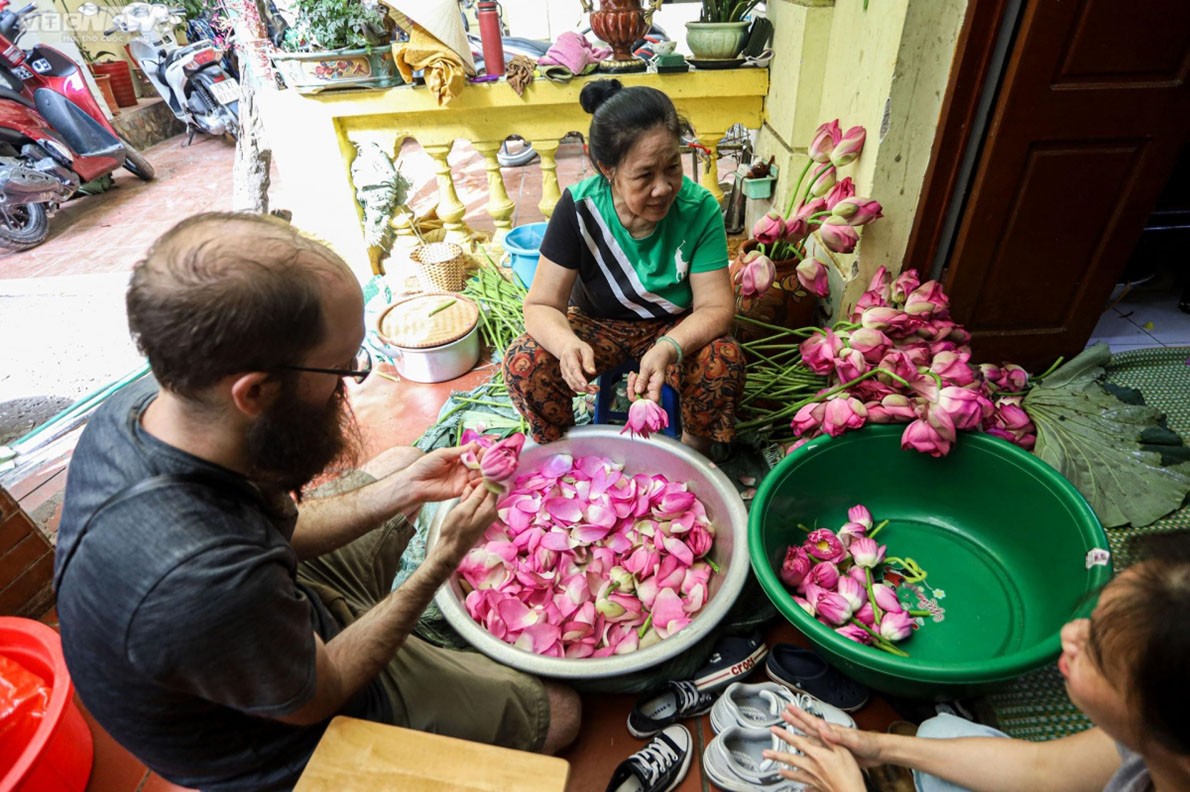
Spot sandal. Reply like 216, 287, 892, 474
764, 644, 870, 712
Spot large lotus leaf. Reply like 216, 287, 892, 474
1026, 344, 1190, 528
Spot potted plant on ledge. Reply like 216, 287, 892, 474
272, 0, 402, 94
686, 0, 762, 61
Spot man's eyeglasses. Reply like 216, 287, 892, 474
277, 345, 372, 384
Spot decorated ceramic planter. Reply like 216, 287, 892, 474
272, 46, 402, 94
685, 20, 749, 60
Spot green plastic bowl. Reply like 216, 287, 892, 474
749, 425, 1112, 700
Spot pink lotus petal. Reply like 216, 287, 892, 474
497, 598, 539, 631
539, 529, 572, 552
652, 588, 691, 638
541, 454, 574, 478
683, 584, 707, 613
635, 577, 660, 609
662, 535, 695, 567
565, 642, 596, 659
668, 512, 695, 534
544, 496, 584, 524
604, 530, 633, 554
656, 491, 696, 516
585, 501, 617, 528
514, 622, 562, 655
571, 523, 614, 545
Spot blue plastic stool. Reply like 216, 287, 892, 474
591, 360, 681, 438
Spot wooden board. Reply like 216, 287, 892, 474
294, 717, 570, 792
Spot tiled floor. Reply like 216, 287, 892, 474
1086, 267, 1190, 352
6, 127, 1187, 790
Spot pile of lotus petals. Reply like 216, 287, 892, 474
458, 452, 718, 658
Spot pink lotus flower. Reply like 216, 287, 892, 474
751, 211, 786, 245
935, 386, 992, 431
890, 271, 920, 304
833, 347, 869, 382
621, 397, 669, 440
853, 602, 876, 628
871, 582, 903, 614
836, 576, 867, 611
867, 394, 918, 424
879, 610, 916, 642
808, 163, 837, 198
795, 258, 831, 298
824, 177, 856, 209
901, 418, 953, 457
780, 546, 813, 587
819, 218, 859, 254
837, 522, 867, 549
816, 591, 854, 626
793, 596, 815, 617
836, 623, 872, 645
848, 504, 873, 529
808, 119, 842, 163
459, 428, 499, 469
805, 528, 847, 564
480, 433, 526, 491
904, 281, 950, 317
847, 328, 891, 364
821, 395, 868, 438
800, 329, 843, 374
829, 125, 867, 167
832, 197, 883, 226
807, 561, 840, 590
929, 350, 976, 387
868, 265, 891, 295
790, 401, 825, 437
849, 536, 886, 569
738, 252, 776, 299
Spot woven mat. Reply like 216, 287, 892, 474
983, 346, 1190, 741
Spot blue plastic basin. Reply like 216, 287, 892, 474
505, 222, 548, 288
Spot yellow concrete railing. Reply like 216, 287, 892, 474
260, 69, 769, 279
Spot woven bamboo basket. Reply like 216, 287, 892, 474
410, 242, 466, 292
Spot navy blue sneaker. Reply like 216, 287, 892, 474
691, 633, 768, 694
764, 643, 870, 712
627, 680, 717, 738
606, 724, 692, 792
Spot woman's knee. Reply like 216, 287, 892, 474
540, 681, 581, 755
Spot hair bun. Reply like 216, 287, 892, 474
579, 79, 624, 115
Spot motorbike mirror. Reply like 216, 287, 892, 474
79, 3, 100, 15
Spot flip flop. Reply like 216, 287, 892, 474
764, 644, 870, 712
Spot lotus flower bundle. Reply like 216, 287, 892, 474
458, 453, 718, 658
779, 504, 938, 656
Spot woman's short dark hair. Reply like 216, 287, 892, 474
1089, 531, 1190, 755
126, 212, 346, 400
579, 79, 691, 174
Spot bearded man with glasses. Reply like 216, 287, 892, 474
53, 212, 579, 791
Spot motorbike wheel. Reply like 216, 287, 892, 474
0, 203, 49, 251
120, 136, 156, 181
221, 105, 240, 141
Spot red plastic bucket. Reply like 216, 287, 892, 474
0, 617, 93, 792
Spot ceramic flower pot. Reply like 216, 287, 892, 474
730, 239, 818, 346
685, 20, 750, 60
580, 0, 662, 71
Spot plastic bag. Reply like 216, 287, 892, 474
0, 654, 50, 770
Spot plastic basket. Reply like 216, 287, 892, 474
410, 242, 466, 292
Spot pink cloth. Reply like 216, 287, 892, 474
537, 32, 611, 74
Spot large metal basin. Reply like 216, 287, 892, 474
428, 426, 750, 679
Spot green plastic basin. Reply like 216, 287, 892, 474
749, 425, 1112, 700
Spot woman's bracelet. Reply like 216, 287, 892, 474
656, 335, 684, 365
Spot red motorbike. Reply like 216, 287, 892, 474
0, 0, 153, 250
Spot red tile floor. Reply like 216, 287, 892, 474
6, 132, 904, 791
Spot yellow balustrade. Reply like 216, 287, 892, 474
259, 70, 769, 279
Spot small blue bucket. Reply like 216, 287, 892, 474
504, 222, 548, 288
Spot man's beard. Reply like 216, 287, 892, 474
246, 379, 362, 494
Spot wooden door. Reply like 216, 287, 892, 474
940, 0, 1190, 370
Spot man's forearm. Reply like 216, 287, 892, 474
291, 474, 421, 559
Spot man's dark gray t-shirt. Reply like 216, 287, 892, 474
54, 380, 388, 791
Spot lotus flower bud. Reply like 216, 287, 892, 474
795, 258, 830, 299
901, 418, 953, 457
609, 566, 636, 595
790, 401, 826, 437
836, 623, 873, 644
805, 528, 847, 564
824, 177, 856, 210
853, 602, 876, 628
739, 252, 776, 299
871, 582, 904, 614
879, 610, 916, 642
904, 281, 950, 317
808, 163, 837, 198
780, 546, 813, 587
821, 395, 868, 438
620, 398, 669, 440
833, 197, 883, 226
829, 125, 867, 167
808, 561, 840, 590
480, 433, 526, 492
850, 536, 886, 569
837, 521, 867, 548
891, 270, 921, 305
800, 328, 843, 374
751, 211, 786, 245
820, 217, 860, 254
836, 576, 867, 611
815, 591, 854, 626
808, 119, 842, 163
793, 596, 815, 616
936, 386, 992, 431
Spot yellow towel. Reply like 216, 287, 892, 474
393, 23, 466, 106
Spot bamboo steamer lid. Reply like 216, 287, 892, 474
377, 293, 479, 349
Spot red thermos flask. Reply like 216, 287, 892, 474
477, 1, 505, 77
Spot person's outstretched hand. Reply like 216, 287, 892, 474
400, 445, 480, 503
776, 705, 885, 768
435, 481, 499, 561
560, 339, 598, 394
631, 341, 674, 403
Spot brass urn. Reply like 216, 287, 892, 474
579, 0, 662, 72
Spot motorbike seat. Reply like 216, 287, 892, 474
0, 87, 36, 109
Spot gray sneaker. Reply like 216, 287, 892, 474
710, 681, 856, 734
702, 725, 804, 792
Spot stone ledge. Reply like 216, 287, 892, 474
112, 97, 186, 151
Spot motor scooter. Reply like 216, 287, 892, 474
92, 2, 239, 143
0, 0, 153, 250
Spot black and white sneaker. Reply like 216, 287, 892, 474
605, 724, 693, 792
691, 633, 768, 694
627, 680, 718, 738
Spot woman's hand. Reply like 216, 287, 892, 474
559, 338, 598, 394
630, 338, 678, 402
398, 445, 481, 504
764, 707, 875, 792
778, 706, 885, 769
434, 481, 499, 561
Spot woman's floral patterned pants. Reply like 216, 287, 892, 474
502, 308, 746, 444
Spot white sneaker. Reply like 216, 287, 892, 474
709, 681, 856, 734
702, 725, 804, 792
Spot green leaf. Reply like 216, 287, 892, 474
1025, 349, 1190, 528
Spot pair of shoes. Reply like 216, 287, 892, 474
606, 724, 692, 792
709, 681, 856, 734
702, 726, 803, 792
764, 644, 870, 712
691, 632, 768, 694
627, 680, 718, 738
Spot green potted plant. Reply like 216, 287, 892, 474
272, 0, 402, 94
686, 0, 762, 60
